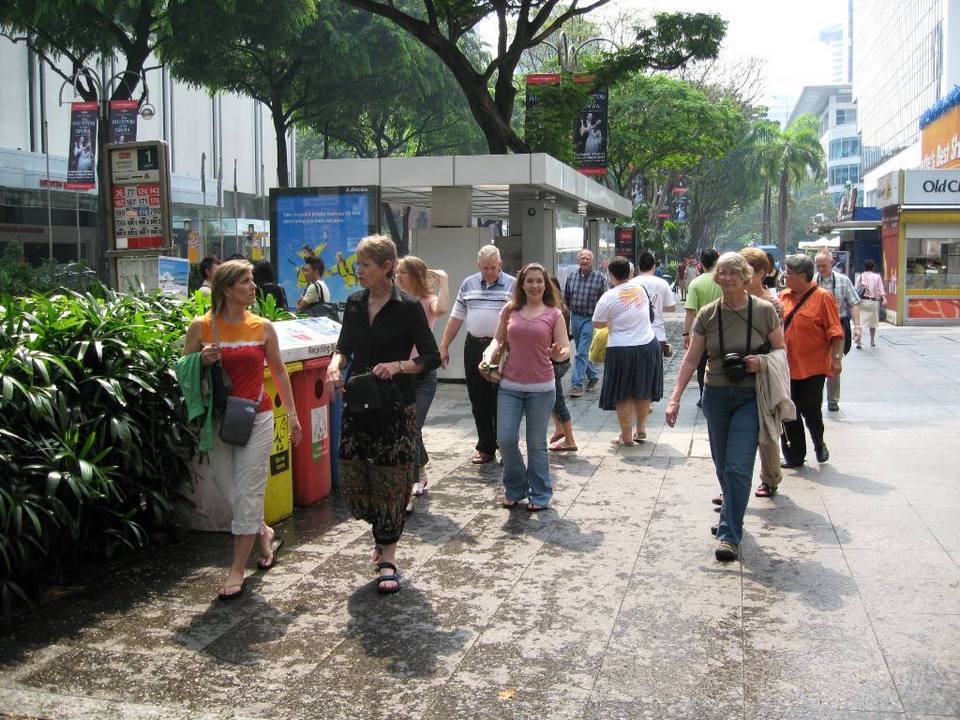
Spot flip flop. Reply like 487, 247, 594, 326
549, 431, 565, 444
526, 503, 548, 512
549, 441, 578, 452
256, 535, 284, 571
633, 432, 647, 443
611, 437, 635, 447
217, 581, 245, 602
471, 452, 495, 464
502, 498, 523, 508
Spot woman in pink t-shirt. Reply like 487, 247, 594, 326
396, 256, 449, 511
856, 259, 886, 347
491, 263, 570, 511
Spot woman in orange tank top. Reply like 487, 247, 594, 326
183, 260, 302, 601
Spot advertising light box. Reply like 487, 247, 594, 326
270, 187, 380, 309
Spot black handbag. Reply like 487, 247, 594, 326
343, 371, 403, 434
210, 313, 259, 446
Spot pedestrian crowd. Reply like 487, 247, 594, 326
178, 237, 887, 599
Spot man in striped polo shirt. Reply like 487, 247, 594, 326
439, 245, 516, 464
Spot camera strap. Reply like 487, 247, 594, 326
717, 296, 753, 356
783, 285, 818, 332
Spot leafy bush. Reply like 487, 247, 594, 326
0, 289, 204, 619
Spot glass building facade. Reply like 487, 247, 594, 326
853, 0, 945, 172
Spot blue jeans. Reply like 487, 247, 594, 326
570, 312, 598, 390
701, 385, 759, 546
413, 369, 438, 478
497, 385, 555, 506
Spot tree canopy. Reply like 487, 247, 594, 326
341, 0, 726, 153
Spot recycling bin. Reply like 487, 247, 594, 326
290, 355, 333, 505
262, 362, 301, 524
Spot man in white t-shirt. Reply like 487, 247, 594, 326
634, 250, 676, 355
297, 256, 331, 311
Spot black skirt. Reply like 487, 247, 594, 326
599, 338, 664, 410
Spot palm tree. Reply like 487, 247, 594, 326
772, 114, 825, 255
748, 120, 783, 245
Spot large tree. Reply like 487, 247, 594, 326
772, 114, 825, 255
1, 0, 166, 278
340, 0, 726, 153
163, 0, 379, 187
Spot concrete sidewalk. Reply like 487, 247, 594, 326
2, 318, 959, 719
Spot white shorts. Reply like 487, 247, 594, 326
208, 410, 274, 535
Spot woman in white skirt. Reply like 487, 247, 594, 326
857, 259, 886, 347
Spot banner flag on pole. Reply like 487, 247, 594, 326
66, 102, 98, 190
108, 100, 139, 143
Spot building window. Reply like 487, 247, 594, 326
829, 137, 860, 160
829, 164, 861, 186
906, 236, 960, 292
836, 109, 857, 125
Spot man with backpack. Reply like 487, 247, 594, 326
298, 256, 333, 315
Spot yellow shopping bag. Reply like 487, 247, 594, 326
588, 326, 608, 364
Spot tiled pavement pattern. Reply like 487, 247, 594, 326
2, 315, 959, 720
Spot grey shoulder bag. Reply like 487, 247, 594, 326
211, 313, 261, 446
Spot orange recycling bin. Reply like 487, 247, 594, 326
290, 355, 333, 505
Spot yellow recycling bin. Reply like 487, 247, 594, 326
262, 362, 302, 525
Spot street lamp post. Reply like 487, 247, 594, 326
57, 66, 155, 280
537, 33, 621, 73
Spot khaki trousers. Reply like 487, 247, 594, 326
758, 440, 782, 487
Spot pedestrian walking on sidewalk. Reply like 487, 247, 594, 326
856, 259, 887, 347
180, 259, 302, 601
593, 258, 663, 447
683, 249, 723, 407
438, 245, 516, 465
665, 252, 784, 562
492, 263, 569, 511
564, 249, 607, 398
815, 251, 861, 412
779, 254, 844, 469
635, 250, 677, 362
741, 247, 788, 498
325, 236, 440, 594
548, 276, 578, 452
396, 256, 449, 513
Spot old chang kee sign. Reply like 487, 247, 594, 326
110, 147, 164, 249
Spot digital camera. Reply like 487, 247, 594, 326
721, 352, 747, 383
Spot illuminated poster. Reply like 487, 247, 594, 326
881, 208, 899, 318
270, 187, 380, 308
66, 102, 98, 190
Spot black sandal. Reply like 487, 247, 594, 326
376, 562, 401, 594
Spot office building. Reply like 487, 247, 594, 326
0, 37, 291, 265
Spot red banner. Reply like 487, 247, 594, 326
66, 102, 98, 190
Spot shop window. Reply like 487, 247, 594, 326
906, 237, 960, 291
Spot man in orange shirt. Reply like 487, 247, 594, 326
779, 254, 844, 467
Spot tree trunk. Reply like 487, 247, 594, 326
761, 181, 771, 245
271, 108, 289, 188
777, 169, 789, 256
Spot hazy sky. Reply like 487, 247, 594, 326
480, 0, 848, 122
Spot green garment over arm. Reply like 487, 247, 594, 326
175, 352, 215, 453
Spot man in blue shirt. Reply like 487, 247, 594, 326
564, 249, 607, 398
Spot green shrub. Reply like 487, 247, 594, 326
0, 289, 204, 619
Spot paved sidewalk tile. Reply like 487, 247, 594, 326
2, 318, 959, 719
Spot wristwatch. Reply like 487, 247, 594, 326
832, 352, 843, 360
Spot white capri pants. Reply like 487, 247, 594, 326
208, 410, 274, 535
860, 299, 881, 328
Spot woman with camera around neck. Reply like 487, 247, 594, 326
325, 236, 439, 594
665, 252, 784, 562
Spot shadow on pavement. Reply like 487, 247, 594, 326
344, 581, 468, 679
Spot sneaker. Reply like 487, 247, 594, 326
569, 386, 584, 398
411, 481, 424, 497
827, 401, 839, 412
586, 377, 600, 392
715, 541, 739, 562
